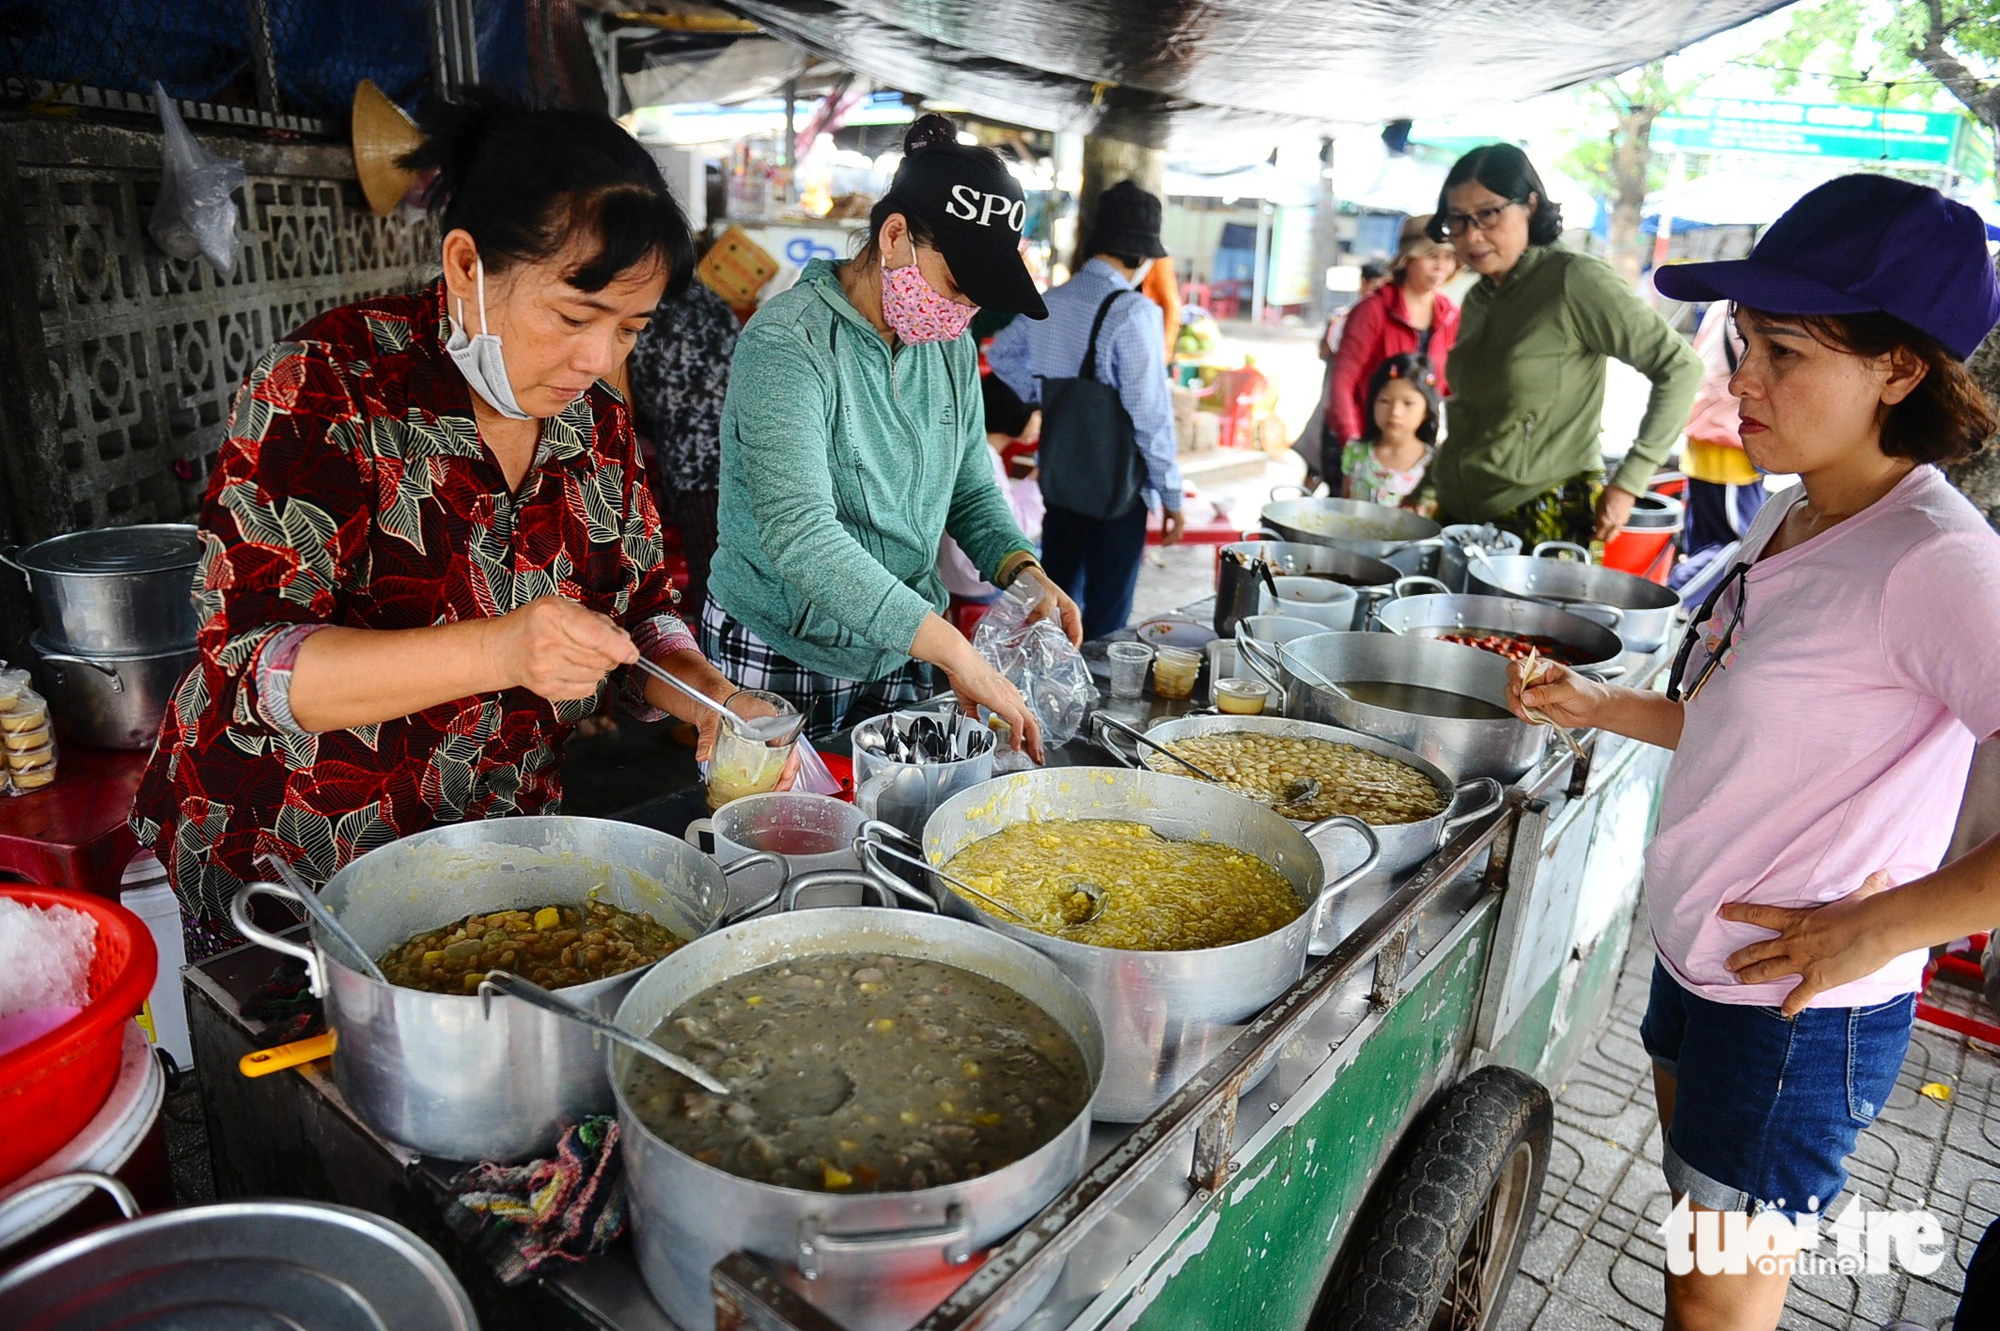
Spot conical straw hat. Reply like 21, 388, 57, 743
352, 79, 423, 217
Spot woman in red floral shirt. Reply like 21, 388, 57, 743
133, 99, 765, 958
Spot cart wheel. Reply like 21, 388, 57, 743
1314, 1065, 1552, 1331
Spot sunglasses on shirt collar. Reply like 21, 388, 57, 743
1666, 559, 1750, 703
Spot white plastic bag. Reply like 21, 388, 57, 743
970, 581, 1098, 749
148, 82, 245, 275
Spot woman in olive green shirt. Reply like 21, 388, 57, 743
1422, 145, 1702, 546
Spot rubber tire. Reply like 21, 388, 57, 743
1315, 1065, 1554, 1331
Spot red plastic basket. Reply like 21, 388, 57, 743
0, 885, 158, 1186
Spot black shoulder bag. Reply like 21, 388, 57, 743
1036, 290, 1149, 520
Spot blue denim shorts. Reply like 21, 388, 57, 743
1639, 960, 1914, 1218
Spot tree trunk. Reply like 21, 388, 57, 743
1947, 291, 2000, 533
1076, 135, 1167, 271
1605, 104, 1657, 287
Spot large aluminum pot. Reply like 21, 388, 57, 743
1109, 713, 1504, 914
613, 907, 1104, 1331
230, 816, 771, 1162
1370, 593, 1627, 679
1220, 540, 1417, 631
0, 1175, 476, 1330
913, 768, 1379, 1122
1466, 540, 1681, 651
2, 524, 201, 655
31, 632, 194, 749
1260, 491, 1444, 575
1239, 631, 1547, 782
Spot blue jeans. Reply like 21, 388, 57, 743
1040, 501, 1150, 641
1640, 960, 1913, 1218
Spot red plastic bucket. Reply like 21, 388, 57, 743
1604, 493, 1685, 585
0, 886, 158, 1186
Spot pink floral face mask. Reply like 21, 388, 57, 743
881, 257, 977, 344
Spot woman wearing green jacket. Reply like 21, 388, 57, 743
705, 116, 1079, 756
1423, 144, 1703, 546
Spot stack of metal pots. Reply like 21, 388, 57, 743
4, 525, 202, 749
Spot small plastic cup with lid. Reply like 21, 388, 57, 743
1213, 677, 1270, 715
1150, 646, 1202, 700
1105, 641, 1153, 699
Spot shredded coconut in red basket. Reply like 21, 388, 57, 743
0, 897, 97, 1019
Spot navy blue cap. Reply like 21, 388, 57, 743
1652, 174, 2000, 361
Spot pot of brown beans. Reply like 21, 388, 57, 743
906, 768, 1380, 1122
1113, 714, 1505, 947
229, 816, 781, 1163
611, 907, 1104, 1331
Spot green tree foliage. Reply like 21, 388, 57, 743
1555, 62, 1687, 285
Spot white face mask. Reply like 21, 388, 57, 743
1131, 258, 1155, 286
445, 259, 532, 420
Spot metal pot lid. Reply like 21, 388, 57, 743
0, 1200, 478, 1330
14, 524, 201, 576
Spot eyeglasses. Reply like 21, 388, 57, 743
1438, 199, 1525, 239
1666, 560, 1750, 703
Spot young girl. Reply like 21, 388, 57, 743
1340, 353, 1439, 507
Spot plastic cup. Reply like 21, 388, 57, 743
1151, 646, 1202, 700
1106, 641, 1153, 698
706, 688, 800, 809
1213, 678, 1269, 715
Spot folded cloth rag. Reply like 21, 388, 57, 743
444, 1116, 627, 1286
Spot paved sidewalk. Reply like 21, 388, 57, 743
1502, 925, 2000, 1330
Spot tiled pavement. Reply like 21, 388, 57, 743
1501, 923, 2000, 1331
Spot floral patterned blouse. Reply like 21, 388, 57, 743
131, 281, 696, 954
1341, 439, 1433, 508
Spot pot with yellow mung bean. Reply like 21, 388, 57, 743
913, 767, 1380, 1121
1113, 715, 1506, 949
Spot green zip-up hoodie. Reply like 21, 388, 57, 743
708, 259, 1032, 681
1434, 242, 1703, 522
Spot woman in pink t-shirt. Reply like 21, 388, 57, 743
1514, 175, 2000, 1331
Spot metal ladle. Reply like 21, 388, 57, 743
1095, 713, 1321, 812
630, 657, 804, 746
257, 852, 386, 983
477, 969, 733, 1096
859, 833, 1106, 928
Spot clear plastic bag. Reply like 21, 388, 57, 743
148, 81, 245, 275
970, 581, 1098, 749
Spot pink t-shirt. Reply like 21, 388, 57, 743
1647, 465, 2000, 1008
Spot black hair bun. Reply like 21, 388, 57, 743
400, 88, 519, 197
904, 113, 959, 155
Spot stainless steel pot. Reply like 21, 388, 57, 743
1109, 713, 1504, 919
1370, 593, 1627, 679
31, 632, 194, 749
2, 524, 201, 655
1260, 491, 1444, 575
230, 816, 777, 1162
1219, 540, 1414, 632
914, 768, 1380, 1122
0, 1174, 476, 1330
1239, 631, 1548, 782
1466, 541, 1681, 651
612, 907, 1104, 1331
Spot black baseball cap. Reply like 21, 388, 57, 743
1653, 174, 2000, 361
882, 115, 1047, 319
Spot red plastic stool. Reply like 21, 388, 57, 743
1917, 931, 2000, 1046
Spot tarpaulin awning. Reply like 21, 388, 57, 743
710, 0, 1794, 147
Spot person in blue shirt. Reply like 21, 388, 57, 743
989, 181, 1185, 639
